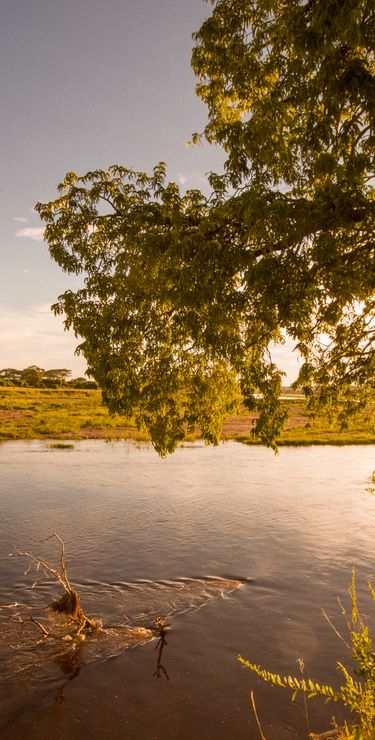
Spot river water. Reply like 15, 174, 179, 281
0, 440, 374, 739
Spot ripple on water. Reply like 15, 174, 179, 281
0, 575, 246, 694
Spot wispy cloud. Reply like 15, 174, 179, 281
15, 226, 44, 242
176, 171, 212, 192
13, 216, 29, 223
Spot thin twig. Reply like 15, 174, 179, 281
15, 549, 68, 593
33, 533, 72, 590
250, 690, 267, 740
321, 609, 351, 651
27, 614, 51, 637
298, 658, 311, 736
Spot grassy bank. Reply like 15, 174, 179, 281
0, 386, 374, 446
0, 387, 146, 442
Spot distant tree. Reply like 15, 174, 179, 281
36, 0, 374, 455
43, 368, 72, 386
21, 366, 45, 387
0, 368, 22, 379
69, 377, 98, 389
0, 368, 22, 386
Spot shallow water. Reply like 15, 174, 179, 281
0, 440, 374, 739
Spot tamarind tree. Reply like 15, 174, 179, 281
37, 0, 374, 455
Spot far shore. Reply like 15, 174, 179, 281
0, 386, 374, 447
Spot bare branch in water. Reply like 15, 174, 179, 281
6, 534, 99, 637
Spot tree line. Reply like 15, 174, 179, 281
0, 366, 97, 389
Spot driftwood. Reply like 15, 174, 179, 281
1, 534, 170, 678
1, 533, 98, 638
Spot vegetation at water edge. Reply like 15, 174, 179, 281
239, 572, 375, 739
0, 386, 374, 446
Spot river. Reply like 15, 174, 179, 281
0, 440, 374, 739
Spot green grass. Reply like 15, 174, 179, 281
0, 387, 145, 442
0, 387, 374, 446
232, 398, 375, 447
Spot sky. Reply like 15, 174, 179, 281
1, 0, 299, 381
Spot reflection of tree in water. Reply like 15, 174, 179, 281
1, 536, 243, 695
54, 641, 83, 680
152, 618, 170, 681
54, 617, 171, 693
53, 639, 84, 703
1, 537, 171, 692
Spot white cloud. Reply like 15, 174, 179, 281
15, 226, 44, 242
13, 216, 29, 223
22, 269, 31, 273
268, 335, 301, 385
0, 304, 87, 376
178, 174, 188, 185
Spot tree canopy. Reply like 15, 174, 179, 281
37, 0, 374, 456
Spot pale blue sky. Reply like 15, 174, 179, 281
0, 0, 299, 380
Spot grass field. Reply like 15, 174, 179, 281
0, 386, 374, 447
0, 387, 144, 441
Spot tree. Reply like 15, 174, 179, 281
43, 368, 72, 386
0, 368, 22, 386
36, 0, 374, 456
21, 366, 45, 387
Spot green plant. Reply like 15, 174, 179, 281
238, 571, 375, 739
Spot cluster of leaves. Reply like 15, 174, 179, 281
37, 0, 374, 455
238, 572, 375, 739
37, 166, 246, 455
192, 0, 374, 423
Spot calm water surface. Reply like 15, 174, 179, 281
0, 440, 374, 739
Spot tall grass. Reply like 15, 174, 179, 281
238, 572, 375, 739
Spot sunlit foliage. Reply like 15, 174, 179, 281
37, 0, 374, 455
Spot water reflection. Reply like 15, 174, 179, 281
0, 440, 374, 739
152, 618, 170, 680
0, 572, 243, 688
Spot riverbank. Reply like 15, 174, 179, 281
0, 386, 374, 446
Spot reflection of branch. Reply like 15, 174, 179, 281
152, 617, 170, 680
2, 537, 175, 693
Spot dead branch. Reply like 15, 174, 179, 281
6, 534, 99, 637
